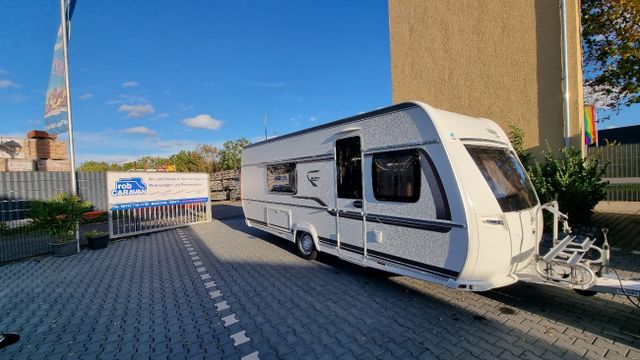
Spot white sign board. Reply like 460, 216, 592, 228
107, 172, 210, 211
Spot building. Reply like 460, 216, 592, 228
596, 125, 640, 146
389, 0, 584, 155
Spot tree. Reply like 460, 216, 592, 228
168, 150, 210, 172
218, 138, 251, 170
582, 0, 640, 112
195, 144, 219, 173
77, 161, 123, 172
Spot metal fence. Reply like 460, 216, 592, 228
0, 172, 107, 223
0, 221, 108, 264
0, 171, 108, 263
589, 143, 640, 202
110, 201, 210, 238
589, 143, 640, 178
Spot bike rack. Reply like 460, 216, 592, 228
516, 202, 640, 298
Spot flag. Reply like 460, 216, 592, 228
43, 0, 77, 135
584, 105, 597, 146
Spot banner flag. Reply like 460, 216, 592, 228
43, 0, 77, 135
44, 26, 68, 134
584, 105, 598, 146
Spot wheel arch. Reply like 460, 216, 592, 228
292, 222, 320, 249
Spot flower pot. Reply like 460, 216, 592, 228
87, 234, 109, 250
51, 241, 77, 257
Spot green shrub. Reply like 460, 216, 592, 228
84, 230, 108, 239
28, 193, 92, 244
508, 127, 608, 225
529, 147, 607, 225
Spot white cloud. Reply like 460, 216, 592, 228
0, 79, 16, 89
123, 126, 157, 137
182, 114, 223, 130
254, 82, 286, 88
106, 94, 151, 105
122, 81, 140, 88
78, 93, 94, 100
118, 104, 155, 118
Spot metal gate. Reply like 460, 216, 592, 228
107, 172, 211, 238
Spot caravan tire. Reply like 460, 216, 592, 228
297, 232, 317, 261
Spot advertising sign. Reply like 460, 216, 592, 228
107, 172, 210, 211
44, 26, 69, 135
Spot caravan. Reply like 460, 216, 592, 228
241, 101, 640, 297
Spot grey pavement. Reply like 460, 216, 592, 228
0, 203, 638, 359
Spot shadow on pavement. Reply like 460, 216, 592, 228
188, 218, 640, 358
212, 203, 640, 352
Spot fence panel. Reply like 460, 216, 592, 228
589, 144, 640, 202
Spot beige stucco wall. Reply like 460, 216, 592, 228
389, 0, 584, 155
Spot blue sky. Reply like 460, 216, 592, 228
0, 1, 637, 164
0, 0, 392, 164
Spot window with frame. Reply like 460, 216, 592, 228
267, 163, 297, 194
336, 136, 362, 199
372, 149, 421, 203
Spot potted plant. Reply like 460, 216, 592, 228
29, 193, 92, 257
85, 230, 109, 250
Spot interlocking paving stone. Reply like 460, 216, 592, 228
230, 331, 250, 346
215, 301, 231, 312
1, 208, 639, 359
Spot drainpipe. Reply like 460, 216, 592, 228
560, 0, 571, 148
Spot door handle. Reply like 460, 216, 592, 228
352, 200, 363, 208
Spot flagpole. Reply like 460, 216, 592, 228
59, 0, 79, 252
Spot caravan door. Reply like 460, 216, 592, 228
335, 135, 365, 259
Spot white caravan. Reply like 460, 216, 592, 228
241, 102, 640, 298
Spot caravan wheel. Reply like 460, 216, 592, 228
297, 232, 317, 260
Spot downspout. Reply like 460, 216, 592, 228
560, 0, 571, 148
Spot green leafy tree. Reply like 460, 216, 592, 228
168, 150, 210, 172
582, 0, 640, 111
218, 138, 251, 170
78, 161, 124, 172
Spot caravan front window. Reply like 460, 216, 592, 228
267, 163, 297, 194
466, 146, 538, 212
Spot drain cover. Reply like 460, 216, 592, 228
0, 333, 20, 349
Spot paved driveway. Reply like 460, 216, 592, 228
1, 207, 639, 359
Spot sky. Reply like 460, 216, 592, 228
0, 0, 392, 164
0, 1, 637, 165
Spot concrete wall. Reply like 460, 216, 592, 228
389, 0, 584, 154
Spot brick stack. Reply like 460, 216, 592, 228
0, 130, 69, 172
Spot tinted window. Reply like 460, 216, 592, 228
466, 146, 538, 212
267, 163, 297, 194
372, 149, 421, 203
336, 137, 362, 199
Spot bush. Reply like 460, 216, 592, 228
508, 127, 608, 225
529, 147, 607, 225
29, 193, 92, 244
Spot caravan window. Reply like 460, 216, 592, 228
372, 149, 421, 203
336, 136, 362, 199
465, 146, 538, 212
267, 163, 297, 194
